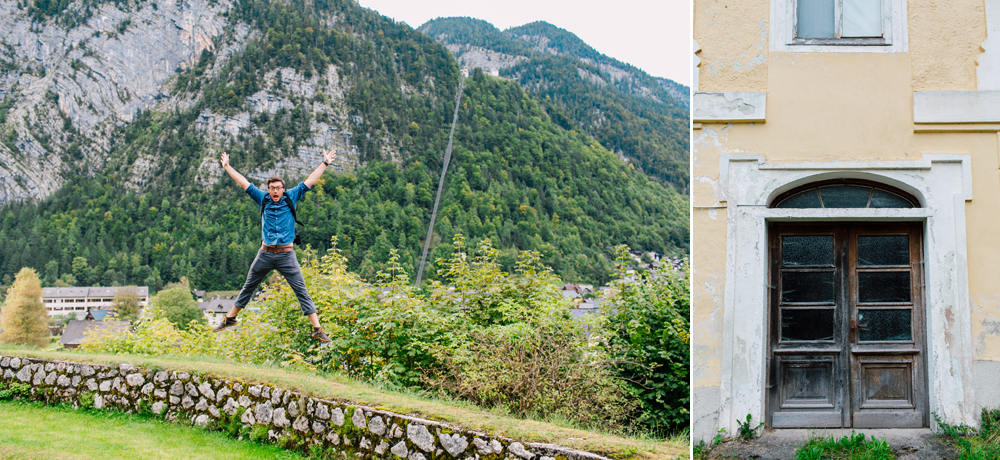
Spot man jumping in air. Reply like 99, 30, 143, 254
213, 149, 337, 342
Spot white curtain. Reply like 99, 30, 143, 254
843, 0, 882, 37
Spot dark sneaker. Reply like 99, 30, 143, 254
311, 327, 332, 343
213, 316, 238, 333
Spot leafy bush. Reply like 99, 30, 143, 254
79, 306, 218, 356
112, 286, 143, 322
215, 240, 452, 387
601, 245, 689, 434
427, 322, 632, 429
80, 235, 661, 434
151, 281, 203, 330
421, 236, 631, 429
0, 382, 32, 400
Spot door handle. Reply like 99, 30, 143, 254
850, 320, 869, 343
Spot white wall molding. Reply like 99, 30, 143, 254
693, 92, 766, 123
914, 91, 1000, 123
978, 0, 1000, 90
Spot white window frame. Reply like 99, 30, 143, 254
771, 0, 908, 53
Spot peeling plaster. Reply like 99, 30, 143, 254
695, 127, 726, 149
976, 317, 1000, 356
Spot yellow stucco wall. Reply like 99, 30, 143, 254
692, 0, 1000, 400
694, 0, 769, 92
909, 0, 984, 91
691, 209, 726, 388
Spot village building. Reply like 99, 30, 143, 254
198, 298, 238, 328
692, 0, 1000, 441
58, 320, 132, 349
42, 286, 150, 318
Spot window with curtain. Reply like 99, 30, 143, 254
796, 0, 884, 41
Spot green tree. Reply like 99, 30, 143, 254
43, 260, 58, 286
58, 273, 77, 286
112, 286, 142, 322
71, 257, 91, 286
151, 285, 202, 330
0, 267, 49, 347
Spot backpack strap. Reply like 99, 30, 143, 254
283, 195, 305, 226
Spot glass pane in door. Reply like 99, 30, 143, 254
858, 309, 912, 341
858, 235, 908, 266
783, 235, 835, 266
858, 272, 910, 303
782, 271, 835, 303
782, 309, 835, 341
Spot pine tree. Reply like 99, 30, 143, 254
0, 267, 49, 347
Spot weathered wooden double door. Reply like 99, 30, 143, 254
767, 222, 927, 428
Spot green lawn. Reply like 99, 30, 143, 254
0, 400, 305, 460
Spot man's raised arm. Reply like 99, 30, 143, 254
221, 153, 251, 190
304, 148, 338, 188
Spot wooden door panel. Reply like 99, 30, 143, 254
856, 358, 915, 409
773, 410, 844, 428
853, 410, 924, 428
768, 224, 848, 428
779, 358, 837, 409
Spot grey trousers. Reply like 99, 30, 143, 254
234, 248, 317, 315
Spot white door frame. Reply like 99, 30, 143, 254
715, 153, 977, 434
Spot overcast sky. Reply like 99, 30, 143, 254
354, 0, 691, 87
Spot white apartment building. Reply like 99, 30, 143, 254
42, 286, 150, 317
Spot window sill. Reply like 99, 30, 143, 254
788, 38, 890, 46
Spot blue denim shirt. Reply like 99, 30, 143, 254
245, 182, 310, 246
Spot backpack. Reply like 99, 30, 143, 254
260, 195, 304, 245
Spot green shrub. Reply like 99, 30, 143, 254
0, 382, 32, 400
249, 424, 269, 443
79, 306, 220, 356
417, 237, 632, 429
78, 391, 95, 409
602, 245, 689, 435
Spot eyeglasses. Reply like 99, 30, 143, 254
268, 185, 284, 191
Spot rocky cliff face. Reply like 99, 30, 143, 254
0, 0, 375, 204
0, 0, 234, 203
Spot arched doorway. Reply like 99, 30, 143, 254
766, 181, 928, 428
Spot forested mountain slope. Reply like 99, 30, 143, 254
420, 17, 689, 189
0, 0, 687, 290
